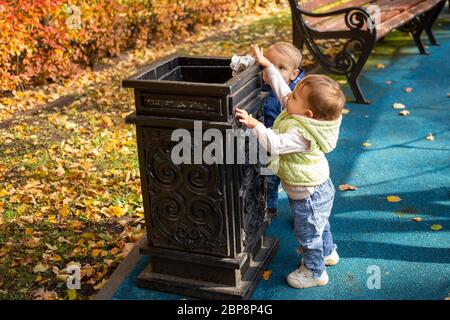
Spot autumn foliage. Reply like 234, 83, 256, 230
0, 0, 268, 93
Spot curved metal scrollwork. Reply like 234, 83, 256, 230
184, 164, 217, 195
334, 38, 366, 74
143, 128, 227, 256
289, 0, 377, 78
241, 165, 265, 245
345, 9, 374, 31
238, 107, 266, 246
301, 8, 376, 76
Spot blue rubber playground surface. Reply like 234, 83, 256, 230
112, 16, 450, 300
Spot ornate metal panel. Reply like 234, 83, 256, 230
142, 127, 228, 257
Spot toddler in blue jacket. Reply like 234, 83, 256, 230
261, 42, 305, 217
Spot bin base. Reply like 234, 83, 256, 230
136, 236, 279, 300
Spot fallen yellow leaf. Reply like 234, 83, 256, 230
82, 232, 95, 240
426, 133, 434, 141
101, 116, 114, 128
33, 263, 48, 273
11, 258, 21, 267
46, 243, 58, 251
107, 205, 125, 218
91, 249, 102, 258
342, 108, 350, 115
376, 63, 385, 69
60, 204, 69, 218
48, 215, 59, 224
93, 279, 107, 290
387, 195, 401, 203
362, 142, 371, 147
392, 103, 405, 109
339, 184, 358, 191
33, 289, 58, 300
262, 270, 272, 281
104, 259, 114, 267
24, 237, 41, 248
412, 217, 423, 222
399, 110, 410, 116
70, 221, 85, 231
55, 166, 65, 176
19, 215, 34, 224
56, 274, 69, 282
16, 204, 29, 215
67, 288, 77, 300
431, 224, 443, 231
51, 254, 62, 262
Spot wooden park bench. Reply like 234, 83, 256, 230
288, 0, 447, 103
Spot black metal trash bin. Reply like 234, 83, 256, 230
123, 55, 279, 299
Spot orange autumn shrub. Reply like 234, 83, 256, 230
0, 0, 268, 94
67, 0, 131, 68
0, 0, 76, 92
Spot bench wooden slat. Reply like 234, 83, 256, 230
301, 0, 348, 12
310, 0, 419, 33
302, 0, 406, 30
309, 0, 435, 38
377, 0, 439, 38
303, 0, 374, 27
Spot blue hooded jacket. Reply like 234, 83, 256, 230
262, 70, 305, 128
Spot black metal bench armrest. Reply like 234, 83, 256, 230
289, 0, 377, 76
289, 0, 377, 31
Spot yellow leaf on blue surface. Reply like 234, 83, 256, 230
387, 195, 401, 203
431, 224, 442, 231
262, 270, 272, 281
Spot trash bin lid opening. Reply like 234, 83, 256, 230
122, 55, 260, 94
158, 66, 233, 84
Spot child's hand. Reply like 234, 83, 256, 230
251, 44, 272, 69
235, 108, 260, 129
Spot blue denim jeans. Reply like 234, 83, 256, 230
267, 175, 281, 209
288, 178, 337, 278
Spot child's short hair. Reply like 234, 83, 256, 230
269, 42, 302, 69
296, 74, 345, 121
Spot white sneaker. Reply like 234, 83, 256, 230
296, 248, 339, 266
286, 265, 329, 289
324, 250, 339, 266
